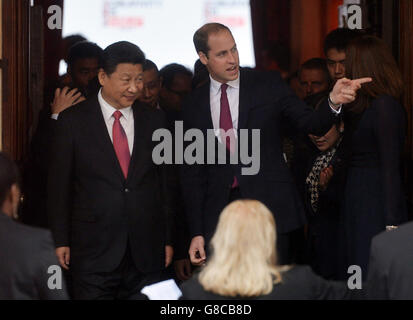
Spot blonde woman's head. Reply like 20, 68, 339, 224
199, 200, 283, 297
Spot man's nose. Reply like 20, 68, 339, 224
335, 63, 341, 74
228, 52, 236, 64
128, 81, 138, 93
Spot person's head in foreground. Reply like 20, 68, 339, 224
0, 152, 20, 220
198, 200, 284, 297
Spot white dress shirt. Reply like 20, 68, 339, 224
210, 74, 240, 143
98, 89, 134, 155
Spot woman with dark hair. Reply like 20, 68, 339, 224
341, 35, 407, 278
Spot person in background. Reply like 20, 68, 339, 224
138, 59, 193, 282
340, 35, 407, 279
299, 116, 346, 280
286, 71, 305, 100
0, 152, 69, 300
51, 41, 104, 116
324, 28, 361, 84
21, 42, 103, 230
299, 58, 331, 98
192, 59, 209, 90
159, 63, 193, 114
180, 200, 354, 300
59, 34, 87, 88
140, 59, 162, 109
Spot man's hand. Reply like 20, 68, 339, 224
174, 258, 193, 281
330, 77, 372, 106
165, 245, 174, 268
189, 236, 206, 266
51, 87, 86, 114
55, 246, 70, 270
319, 165, 333, 191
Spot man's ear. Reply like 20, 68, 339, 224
98, 68, 106, 87
198, 52, 208, 66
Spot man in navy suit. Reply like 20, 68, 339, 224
181, 23, 371, 266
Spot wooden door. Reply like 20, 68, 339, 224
1, 0, 31, 164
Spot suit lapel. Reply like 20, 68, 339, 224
237, 68, 253, 130
126, 102, 150, 182
88, 97, 125, 182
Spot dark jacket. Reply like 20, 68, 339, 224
180, 265, 354, 300
47, 96, 175, 273
0, 213, 69, 299
366, 221, 413, 299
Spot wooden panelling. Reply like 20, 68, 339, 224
1, 0, 31, 162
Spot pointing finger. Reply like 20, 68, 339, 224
353, 77, 372, 85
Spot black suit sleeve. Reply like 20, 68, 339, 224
180, 100, 208, 239
156, 110, 177, 247
47, 112, 74, 248
270, 72, 338, 136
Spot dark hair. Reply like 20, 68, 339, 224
102, 41, 145, 75
63, 34, 87, 48
345, 35, 404, 113
193, 23, 231, 56
0, 152, 19, 206
67, 41, 104, 69
143, 59, 159, 73
299, 58, 332, 85
192, 59, 209, 89
324, 28, 362, 55
159, 63, 193, 90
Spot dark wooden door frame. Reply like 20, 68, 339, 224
1, 0, 31, 163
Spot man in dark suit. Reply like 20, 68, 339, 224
365, 222, 413, 299
181, 23, 371, 266
47, 41, 175, 299
0, 152, 68, 299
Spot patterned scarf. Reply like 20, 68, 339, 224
305, 138, 342, 213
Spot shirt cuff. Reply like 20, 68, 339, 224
328, 101, 342, 115
51, 113, 59, 120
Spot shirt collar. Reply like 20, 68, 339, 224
98, 88, 133, 122
209, 73, 240, 94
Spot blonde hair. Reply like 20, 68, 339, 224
199, 200, 285, 297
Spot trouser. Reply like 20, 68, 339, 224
71, 242, 162, 300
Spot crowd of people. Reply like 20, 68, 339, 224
0, 23, 410, 300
